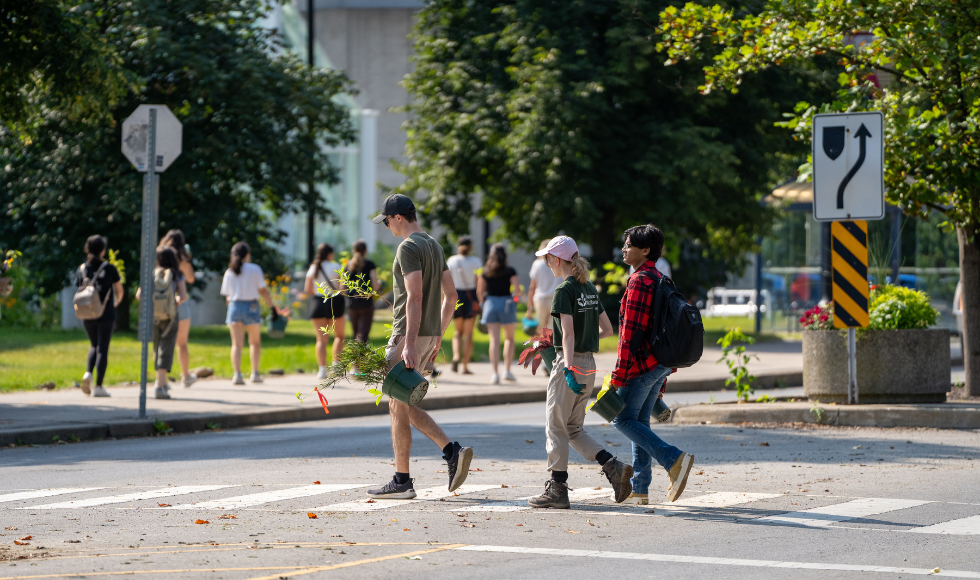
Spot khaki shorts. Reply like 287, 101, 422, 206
384, 334, 441, 376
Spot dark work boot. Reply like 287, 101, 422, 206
528, 480, 570, 509
602, 458, 634, 503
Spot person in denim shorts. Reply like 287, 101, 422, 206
220, 242, 278, 385
477, 243, 519, 384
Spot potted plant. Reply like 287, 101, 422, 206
297, 270, 429, 409
802, 286, 949, 404
0, 249, 21, 297
519, 328, 558, 375
265, 274, 294, 338
588, 375, 627, 421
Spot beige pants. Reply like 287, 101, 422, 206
546, 351, 603, 472
385, 334, 441, 375
534, 296, 553, 331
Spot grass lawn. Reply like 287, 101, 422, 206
0, 313, 789, 393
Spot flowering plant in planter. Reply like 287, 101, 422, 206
0, 249, 21, 296
519, 328, 555, 375
867, 285, 939, 330
799, 303, 834, 330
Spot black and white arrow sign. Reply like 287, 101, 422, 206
812, 112, 884, 222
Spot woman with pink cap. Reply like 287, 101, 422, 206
527, 235, 633, 509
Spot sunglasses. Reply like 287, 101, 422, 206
383, 217, 390, 228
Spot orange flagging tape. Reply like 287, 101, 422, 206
316, 388, 330, 415
566, 366, 598, 376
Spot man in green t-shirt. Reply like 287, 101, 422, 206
527, 235, 634, 509
366, 194, 474, 500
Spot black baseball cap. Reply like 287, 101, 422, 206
372, 194, 416, 224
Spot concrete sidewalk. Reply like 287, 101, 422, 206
0, 344, 805, 445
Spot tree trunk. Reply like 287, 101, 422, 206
114, 287, 131, 333
957, 226, 980, 396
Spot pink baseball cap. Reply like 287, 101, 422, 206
535, 235, 579, 261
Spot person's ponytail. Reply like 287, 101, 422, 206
569, 252, 590, 284
229, 241, 250, 275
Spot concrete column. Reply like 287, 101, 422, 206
359, 109, 380, 251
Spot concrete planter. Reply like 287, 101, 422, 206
803, 329, 951, 404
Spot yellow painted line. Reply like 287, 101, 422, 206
243, 544, 469, 580
832, 261, 869, 297
0, 567, 309, 580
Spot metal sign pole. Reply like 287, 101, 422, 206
847, 327, 858, 404
138, 109, 158, 419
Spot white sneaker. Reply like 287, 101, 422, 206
181, 374, 197, 388
250, 372, 263, 383
92, 386, 110, 397
81, 372, 92, 395
490, 373, 500, 385
504, 370, 516, 382
316, 366, 329, 380
232, 373, 245, 385
154, 385, 171, 400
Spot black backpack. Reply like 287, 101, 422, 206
638, 271, 704, 368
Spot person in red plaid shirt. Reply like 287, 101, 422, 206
610, 224, 695, 504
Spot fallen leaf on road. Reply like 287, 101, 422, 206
365, 500, 376, 503
330, 534, 342, 538
593, 487, 602, 490
516, 524, 523, 527
525, 440, 534, 443
469, 468, 482, 472
645, 510, 656, 514
18, 536, 32, 541
195, 519, 209, 524
461, 524, 475, 528
13, 541, 28, 546
403, 528, 410, 531
759, 442, 770, 447
4, 527, 16, 531
565, 530, 580, 534
696, 471, 704, 475
218, 514, 237, 520
313, 481, 321, 485
934, 569, 941, 573
406, 556, 422, 560
307, 513, 318, 519
158, 503, 171, 507
501, 485, 509, 488
588, 520, 595, 527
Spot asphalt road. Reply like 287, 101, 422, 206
2, 401, 979, 579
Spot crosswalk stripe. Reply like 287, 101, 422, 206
315, 484, 500, 511
654, 492, 783, 513
0, 488, 104, 504
908, 515, 980, 535
452, 487, 614, 512
757, 497, 931, 527
165, 484, 368, 510
23, 486, 236, 509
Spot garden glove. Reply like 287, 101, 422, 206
563, 368, 584, 394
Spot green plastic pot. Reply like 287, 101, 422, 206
382, 361, 429, 406
591, 388, 626, 422
539, 347, 557, 375
266, 316, 288, 339
653, 397, 671, 423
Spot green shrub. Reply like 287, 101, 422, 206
867, 285, 939, 330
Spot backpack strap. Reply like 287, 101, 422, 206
81, 261, 108, 287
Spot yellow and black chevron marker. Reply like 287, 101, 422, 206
832, 220, 870, 328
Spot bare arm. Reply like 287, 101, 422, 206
598, 311, 614, 339
401, 270, 424, 369
476, 276, 485, 306
527, 279, 537, 313
510, 274, 520, 300
179, 260, 195, 284
176, 280, 188, 304
258, 287, 275, 310
303, 275, 315, 296
113, 282, 124, 307
440, 270, 458, 337
560, 313, 576, 360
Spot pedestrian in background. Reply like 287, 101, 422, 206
76, 235, 124, 398
446, 235, 481, 374
136, 247, 188, 400
159, 230, 197, 388
611, 224, 694, 504
477, 243, 519, 384
305, 243, 346, 380
221, 241, 277, 385
345, 239, 379, 344
526, 238, 560, 332
528, 235, 629, 509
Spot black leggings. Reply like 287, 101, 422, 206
83, 318, 115, 386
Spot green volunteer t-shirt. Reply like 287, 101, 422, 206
551, 277, 604, 354
392, 232, 449, 337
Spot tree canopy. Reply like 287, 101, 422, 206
657, 0, 980, 392
397, 0, 835, 288
1, 0, 356, 297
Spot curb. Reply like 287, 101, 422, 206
672, 402, 980, 429
665, 372, 802, 393
0, 389, 548, 447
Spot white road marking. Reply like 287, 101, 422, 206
454, 545, 980, 577
316, 484, 500, 511
165, 484, 367, 510
909, 515, 980, 535
23, 486, 235, 509
0, 488, 104, 505
656, 491, 783, 511
456, 486, 613, 512
758, 497, 932, 527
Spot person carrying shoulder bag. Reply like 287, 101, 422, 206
136, 246, 188, 400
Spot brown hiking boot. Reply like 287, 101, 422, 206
528, 480, 570, 509
602, 458, 634, 503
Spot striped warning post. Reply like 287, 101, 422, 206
831, 220, 869, 328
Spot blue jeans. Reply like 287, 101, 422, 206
612, 365, 683, 494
